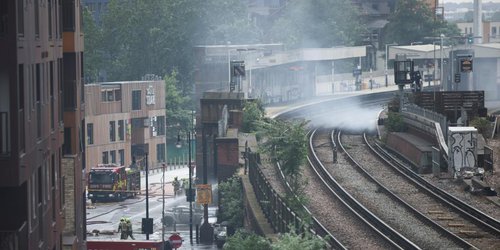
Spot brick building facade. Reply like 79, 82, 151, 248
85, 80, 166, 172
0, 0, 86, 249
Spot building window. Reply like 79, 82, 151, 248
87, 123, 94, 145
48, 0, 53, 39
132, 90, 141, 110
118, 120, 124, 141
63, 127, 71, 155
17, 0, 25, 36
493, 27, 497, 37
19, 64, 25, 153
110, 150, 116, 163
35, 0, 40, 38
0, 1, 6, 35
157, 143, 165, 162
119, 149, 125, 166
62, 0, 75, 31
50, 62, 55, 130
109, 121, 116, 142
101, 88, 121, 102
157, 116, 165, 135
102, 151, 108, 164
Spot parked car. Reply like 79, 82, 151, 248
162, 205, 195, 226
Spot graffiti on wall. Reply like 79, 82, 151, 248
448, 129, 477, 173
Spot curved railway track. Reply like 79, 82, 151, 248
358, 133, 500, 249
275, 92, 499, 249
308, 129, 418, 249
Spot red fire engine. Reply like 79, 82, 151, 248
87, 164, 141, 203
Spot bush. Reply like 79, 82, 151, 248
385, 112, 406, 132
470, 117, 491, 138
219, 176, 244, 228
223, 229, 272, 250
271, 230, 327, 250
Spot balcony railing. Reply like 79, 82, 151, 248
0, 222, 27, 250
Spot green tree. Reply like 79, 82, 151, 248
219, 176, 244, 228
82, 7, 103, 83
383, 0, 460, 45
164, 69, 192, 139
223, 230, 272, 250
267, 0, 365, 49
259, 119, 309, 191
100, 0, 172, 81
84, 0, 260, 93
242, 100, 265, 133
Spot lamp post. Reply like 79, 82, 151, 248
175, 110, 195, 243
175, 131, 193, 243
385, 43, 398, 87
440, 34, 445, 88
161, 163, 165, 243
145, 152, 150, 240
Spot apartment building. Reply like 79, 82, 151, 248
0, 0, 86, 249
85, 80, 166, 172
456, 21, 500, 43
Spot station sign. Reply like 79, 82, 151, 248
460, 58, 473, 73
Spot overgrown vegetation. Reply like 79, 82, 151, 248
258, 119, 309, 189
470, 117, 491, 138
385, 112, 407, 132
223, 228, 327, 250
271, 229, 327, 250
223, 229, 272, 250
257, 118, 310, 216
242, 100, 266, 133
218, 176, 244, 229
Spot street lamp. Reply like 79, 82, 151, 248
385, 43, 398, 87
175, 131, 193, 243
144, 151, 150, 240
440, 34, 445, 88
175, 111, 195, 244
161, 163, 165, 243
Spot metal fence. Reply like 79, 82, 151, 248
404, 103, 448, 138
248, 152, 305, 235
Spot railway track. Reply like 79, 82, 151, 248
307, 129, 418, 249
333, 130, 477, 249
359, 133, 500, 249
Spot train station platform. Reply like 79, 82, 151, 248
265, 83, 400, 118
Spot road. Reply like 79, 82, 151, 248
86, 166, 219, 249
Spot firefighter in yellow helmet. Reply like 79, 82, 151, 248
117, 217, 128, 239
125, 218, 135, 240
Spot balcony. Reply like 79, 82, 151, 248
0, 222, 28, 250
